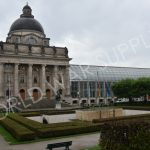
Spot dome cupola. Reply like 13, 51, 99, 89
20, 4, 34, 18
8, 4, 44, 35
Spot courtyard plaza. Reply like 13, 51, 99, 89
0, 109, 150, 150
0, 133, 99, 150
27, 109, 150, 124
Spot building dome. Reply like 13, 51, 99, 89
8, 4, 44, 34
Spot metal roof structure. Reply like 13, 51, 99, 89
70, 65, 150, 82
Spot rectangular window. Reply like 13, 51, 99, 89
71, 82, 78, 98
46, 76, 50, 82
89, 82, 96, 98
80, 82, 88, 98
20, 75, 25, 83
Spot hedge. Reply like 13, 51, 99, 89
7, 114, 102, 139
19, 110, 75, 117
8, 114, 44, 131
3, 114, 102, 140
114, 101, 150, 107
0, 117, 35, 141
100, 120, 150, 150
37, 124, 102, 138
92, 113, 150, 123
8, 114, 90, 130
122, 106, 150, 111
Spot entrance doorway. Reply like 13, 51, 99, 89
32, 89, 40, 101
19, 89, 25, 100
46, 89, 51, 100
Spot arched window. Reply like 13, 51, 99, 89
20, 75, 25, 83
46, 76, 50, 82
15, 37, 20, 43
58, 75, 62, 83
19, 89, 25, 100
6, 89, 11, 98
34, 77, 38, 84
26, 36, 37, 45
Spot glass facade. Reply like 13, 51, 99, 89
70, 65, 150, 98
71, 82, 79, 98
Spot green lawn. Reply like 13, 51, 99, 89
82, 145, 101, 150
0, 125, 18, 144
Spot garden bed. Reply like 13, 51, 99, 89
0, 114, 102, 141
0, 117, 35, 141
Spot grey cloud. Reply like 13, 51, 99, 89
0, 0, 150, 68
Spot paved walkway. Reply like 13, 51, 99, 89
0, 133, 100, 150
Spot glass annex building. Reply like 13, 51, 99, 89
69, 65, 150, 105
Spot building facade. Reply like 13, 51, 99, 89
70, 65, 150, 105
1, 5, 150, 107
0, 5, 71, 102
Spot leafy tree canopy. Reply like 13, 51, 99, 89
112, 78, 150, 102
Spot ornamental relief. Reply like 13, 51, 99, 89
32, 66, 40, 85
19, 65, 27, 84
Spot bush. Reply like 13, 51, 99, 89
114, 101, 150, 107
122, 106, 150, 110
38, 124, 102, 138
19, 110, 75, 117
7, 114, 102, 140
0, 117, 35, 141
92, 113, 150, 123
8, 114, 91, 130
8, 114, 44, 131
100, 120, 150, 150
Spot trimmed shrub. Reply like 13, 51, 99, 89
114, 101, 150, 107
19, 110, 75, 117
8, 114, 44, 131
38, 124, 102, 138
8, 114, 91, 130
93, 113, 150, 123
100, 120, 150, 150
0, 117, 35, 141
122, 106, 150, 111
6, 114, 102, 140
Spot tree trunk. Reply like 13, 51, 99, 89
144, 95, 147, 103
129, 97, 132, 103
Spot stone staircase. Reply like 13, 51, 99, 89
16, 98, 72, 110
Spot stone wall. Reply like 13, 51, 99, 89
0, 42, 67, 58
76, 108, 124, 122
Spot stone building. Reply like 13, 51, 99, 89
0, 4, 71, 102
1, 4, 150, 108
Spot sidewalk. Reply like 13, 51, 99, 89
0, 133, 100, 150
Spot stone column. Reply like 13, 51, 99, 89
41, 64, 46, 94
78, 81, 80, 98
28, 64, 33, 89
0, 63, 4, 99
65, 66, 71, 96
53, 65, 58, 93
14, 63, 19, 96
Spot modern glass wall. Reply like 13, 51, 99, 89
70, 65, 150, 98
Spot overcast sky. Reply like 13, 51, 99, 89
0, 0, 150, 68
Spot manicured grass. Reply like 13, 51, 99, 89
0, 125, 18, 144
0, 124, 100, 145
0, 113, 102, 144
82, 145, 101, 150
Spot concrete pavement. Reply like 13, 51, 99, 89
0, 133, 100, 150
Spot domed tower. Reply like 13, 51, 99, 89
0, 4, 71, 104
6, 4, 50, 46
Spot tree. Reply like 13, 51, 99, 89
112, 77, 150, 103
132, 78, 150, 102
112, 79, 134, 102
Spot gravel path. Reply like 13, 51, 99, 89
0, 133, 100, 150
